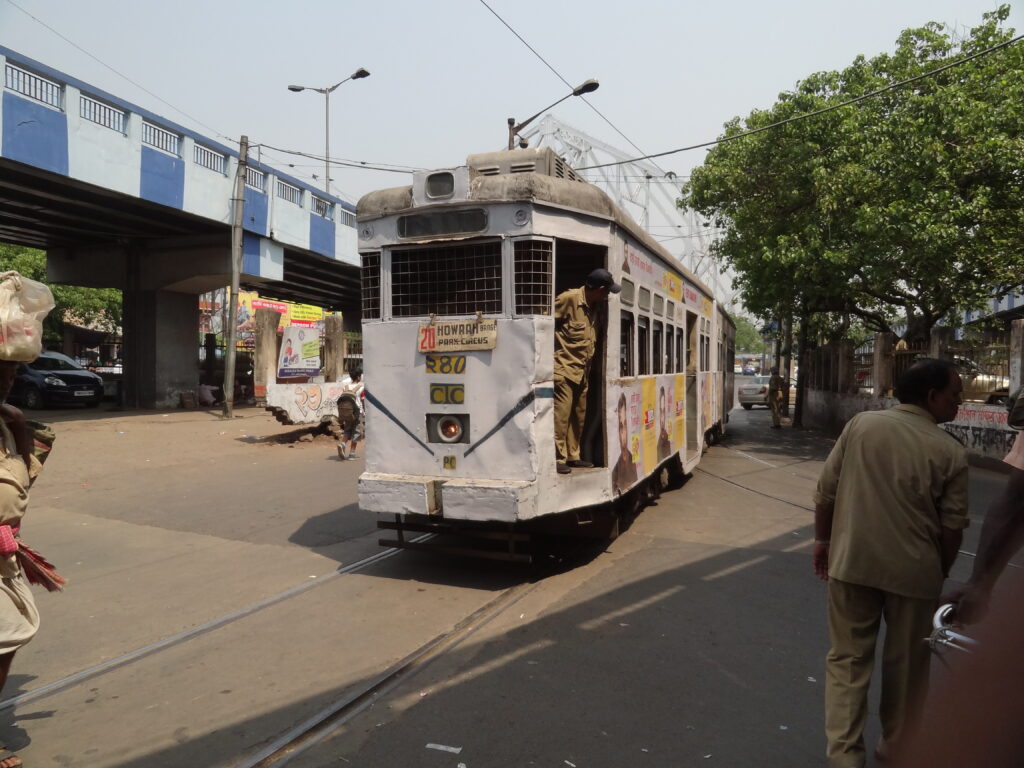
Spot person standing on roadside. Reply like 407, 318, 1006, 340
553, 268, 619, 475
768, 367, 784, 428
812, 358, 967, 768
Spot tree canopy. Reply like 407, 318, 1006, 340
680, 6, 1024, 340
0, 244, 122, 343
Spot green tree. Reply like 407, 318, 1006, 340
682, 6, 1024, 341
0, 244, 122, 343
733, 315, 766, 354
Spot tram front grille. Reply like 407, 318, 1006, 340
392, 242, 502, 317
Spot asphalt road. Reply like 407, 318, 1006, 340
0, 399, 1011, 767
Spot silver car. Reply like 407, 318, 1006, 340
738, 376, 770, 409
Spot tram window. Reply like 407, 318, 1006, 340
638, 287, 651, 311
653, 295, 664, 316
620, 311, 634, 376
513, 240, 552, 315
637, 316, 650, 374
397, 208, 487, 238
425, 171, 455, 199
676, 329, 685, 373
361, 252, 381, 320
666, 325, 674, 373
392, 241, 502, 317
620, 278, 635, 305
667, 300, 675, 322
652, 321, 663, 374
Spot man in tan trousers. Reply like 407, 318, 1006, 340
553, 268, 619, 474
813, 358, 967, 767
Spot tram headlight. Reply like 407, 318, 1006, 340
437, 415, 463, 443
426, 414, 470, 444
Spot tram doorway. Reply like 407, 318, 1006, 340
685, 311, 700, 460
554, 239, 608, 468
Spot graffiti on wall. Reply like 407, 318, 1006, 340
265, 382, 348, 424
944, 403, 1017, 459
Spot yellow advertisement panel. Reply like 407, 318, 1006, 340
642, 378, 657, 475
674, 374, 685, 449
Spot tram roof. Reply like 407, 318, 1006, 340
358, 151, 722, 309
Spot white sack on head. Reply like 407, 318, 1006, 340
0, 271, 55, 362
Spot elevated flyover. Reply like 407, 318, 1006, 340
0, 46, 361, 406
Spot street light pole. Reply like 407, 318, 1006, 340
288, 67, 370, 196
507, 78, 599, 150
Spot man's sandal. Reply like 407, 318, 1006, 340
0, 748, 22, 768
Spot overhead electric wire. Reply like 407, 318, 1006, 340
255, 144, 418, 174
476, 0, 676, 179
576, 32, 1024, 171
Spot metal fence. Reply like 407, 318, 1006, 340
245, 167, 265, 192
5, 63, 62, 109
80, 94, 125, 133
194, 144, 226, 174
276, 179, 302, 206
142, 121, 180, 156
311, 196, 332, 219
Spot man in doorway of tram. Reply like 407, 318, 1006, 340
768, 367, 785, 428
553, 268, 620, 474
812, 358, 967, 768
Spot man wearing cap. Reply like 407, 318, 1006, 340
553, 268, 620, 474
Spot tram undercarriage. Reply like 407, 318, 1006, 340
377, 456, 690, 563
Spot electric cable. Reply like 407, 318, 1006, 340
577, 32, 1024, 170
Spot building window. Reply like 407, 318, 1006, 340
194, 144, 227, 174
245, 166, 266, 192
276, 179, 303, 206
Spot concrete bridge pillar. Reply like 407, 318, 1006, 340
122, 284, 198, 408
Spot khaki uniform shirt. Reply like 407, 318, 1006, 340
553, 287, 597, 384
814, 404, 969, 599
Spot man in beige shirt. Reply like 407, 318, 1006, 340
813, 358, 967, 768
553, 268, 618, 474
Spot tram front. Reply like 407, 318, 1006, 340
356, 149, 615, 557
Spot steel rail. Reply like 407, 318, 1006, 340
237, 579, 538, 767
0, 537, 431, 711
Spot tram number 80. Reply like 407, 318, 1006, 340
430, 383, 465, 405
424, 354, 466, 374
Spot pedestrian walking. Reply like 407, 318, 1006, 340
0, 272, 60, 768
812, 358, 967, 768
337, 368, 364, 461
768, 367, 784, 428
553, 268, 618, 474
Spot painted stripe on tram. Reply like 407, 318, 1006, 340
363, 389, 436, 456
465, 388, 543, 457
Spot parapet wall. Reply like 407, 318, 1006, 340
804, 390, 1017, 461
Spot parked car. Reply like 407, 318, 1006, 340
953, 356, 1009, 404
738, 376, 770, 409
741, 364, 757, 376
9, 351, 104, 409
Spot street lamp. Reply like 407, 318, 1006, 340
288, 67, 370, 197
506, 78, 599, 150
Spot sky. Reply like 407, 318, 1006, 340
1, 0, 1018, 209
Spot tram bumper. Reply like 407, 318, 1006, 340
359, 473, 537, 522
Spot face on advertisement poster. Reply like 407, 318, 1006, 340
612, 389, 640, 494
277, 326, 321, 379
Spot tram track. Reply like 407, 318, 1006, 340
238, 578, 539, 767
0, 536, 431, 713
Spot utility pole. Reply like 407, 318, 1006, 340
223, 135, 248, 419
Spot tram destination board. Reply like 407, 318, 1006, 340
418, 318, 498, 352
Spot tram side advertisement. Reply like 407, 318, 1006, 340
608, 374, 685, 496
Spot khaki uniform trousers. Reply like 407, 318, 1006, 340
825, 578, 935, 768
553, 373, 588, 463
769, 392, 782, 427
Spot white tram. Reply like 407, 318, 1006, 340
356, 147, 735, 560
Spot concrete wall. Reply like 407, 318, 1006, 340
804, 389, 1018, 462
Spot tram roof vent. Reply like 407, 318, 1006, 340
467, 147, 583, 183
